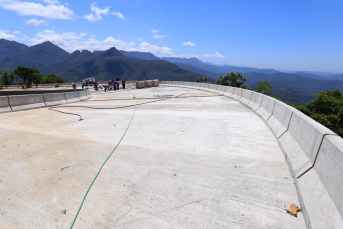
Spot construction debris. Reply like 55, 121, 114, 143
285, 204, 301, 217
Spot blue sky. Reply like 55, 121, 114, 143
0, 0, 342, 72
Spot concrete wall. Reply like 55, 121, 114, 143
0, 90, 92, 113
232, 87, 243, 100
256, 95, 276, 121
239, 89, 253, 105
43, 93, 67, 106
78, 91, 88, 101
247, 92, 263, 111
162, 81, 343, 228
9, 94, 45, 111
65, 92, 81, 103
0, 96, 11, 112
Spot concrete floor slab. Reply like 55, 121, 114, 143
0, 87, 306, 228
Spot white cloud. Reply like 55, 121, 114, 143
182, 41, 195, 47
204, 52, 225, 58
0, 0, 74, 19
0, 30, 19, 40
29, 30, 82, 48
139, 42, 173, 57
83, 2, 110, 22
153, 34, 164, 39
112, 11, 125, 20
22, 35, 29, 40
28, 30, 136, 53
25, 19, 49, 26
151, 29, 158, 33
43, 0, 59, 4
13, 30, 21, 34
178, 52, 225, 58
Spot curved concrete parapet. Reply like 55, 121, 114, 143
216, 85, 226, 95
0, 96, 11, 112
65, 92, 81, 103
162, 81, 343, 228
297, 135, 343, 228
279, 111, 336, 178
0, 90, 93, 113
43, 93, 67, 106
223, 86, 234, 97
247, 92, 263, 111
232, 87, 243, 100
239, 89, 253, 105
208, 84, 217, 93
85, 90, 93, 99
266, 100, 296, 138
200, 83, 209, 91
9, 94, 45, 111
78, 91, 88, 101
256, 95, 276, 121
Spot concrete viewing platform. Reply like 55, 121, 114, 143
1, 87, 307, 228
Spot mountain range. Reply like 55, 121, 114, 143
0, 39, 214, 83
0, 38, 343, 105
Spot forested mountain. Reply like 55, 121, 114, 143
0, 39, 28, 62
0, 39, 213, 83
0, 41, 69, 71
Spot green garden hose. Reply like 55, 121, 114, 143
69, 99, 137, 228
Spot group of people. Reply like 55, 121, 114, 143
81, 77, 98, 90
73, 78, 127, 91
103, 78, 126, 92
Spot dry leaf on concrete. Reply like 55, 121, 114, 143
285, 204, 301, 217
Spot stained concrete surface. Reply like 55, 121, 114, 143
0, 87, 306, 228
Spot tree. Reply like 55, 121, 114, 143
115, 77, 121, 81
216, 72, 247, 88
256, 80, 273, 95
0, 69, 15, 85
295, 88, 343, 137
43, 74, 63, 83
13, 66, 41, 84
196, 76, 208, 83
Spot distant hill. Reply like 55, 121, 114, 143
120, 50, 159, 60
245, 72, 343, 105
173, 63, 222, 79
294, 71, 328, 80
119, 50, 279, 76
328, 74, 343, 81
0, 41, 69, 72
0, 39, 28, 62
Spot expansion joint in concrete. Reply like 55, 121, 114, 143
297, 133, 338, 179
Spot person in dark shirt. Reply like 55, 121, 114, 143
122, 78, 126, 89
